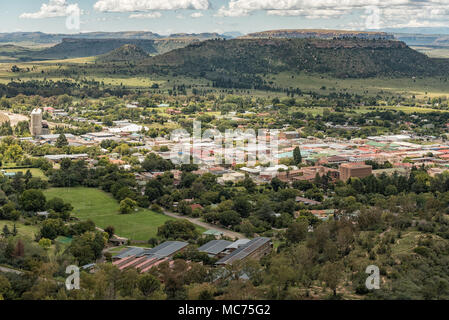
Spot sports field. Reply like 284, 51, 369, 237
43, 187, 176, 241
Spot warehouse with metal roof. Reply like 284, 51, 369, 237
112, 241, 189, 273
198, 240, 233, 257
216, 237, 273, 266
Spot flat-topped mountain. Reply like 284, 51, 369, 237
145, 38, 444, 78
35, 38, 159, 59
98, 44, 149, 62
242, 29, 394, 40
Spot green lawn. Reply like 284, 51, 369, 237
3, 168, 47, 179
43, 187, 175, 241
0, 220, 39, 239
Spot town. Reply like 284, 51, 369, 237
1, 12, 449, 301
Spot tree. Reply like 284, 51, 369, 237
46, 197, 73, 214
219, 210, 242, 227
233, 197, 251, 218
293, 147, 302, 165
286, 220, 309, 244
104, 226, 115, 239
320, 262, 343, 297
158, 220, 199, 240
40, 218, 66, 240
0, 275, 11, 300
271, 177, 285, 192
4, 144, 23, 163
14, 239, 25, 257
138, 274, 161, 297
2, 225, 10, 237
20, 189, 46, 212
119, 198, 137, 215
69, 231, 105, 266
39, 238, 52, 250
55, 134, 69, 148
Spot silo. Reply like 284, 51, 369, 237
30, 108, 43, 136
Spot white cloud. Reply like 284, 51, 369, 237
129, 12, 162, 19
191, 12, 204, 18
216, 0, 449, 28
20, 0, 80, 19
94, 0, 210, 12
267, 9, 345, 19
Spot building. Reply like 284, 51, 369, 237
339, 162, 373, 181
215, 237, 273, 266
44, 154, 88, 162
203, 229, 224, 239
112, 241, 188, 273
198, 240, 233, 258
295, 196, 321, 206
292, 166, 340, 182
109, 235, 128, 246
30, 108, 43, 136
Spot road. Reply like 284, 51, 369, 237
162, 210, 245, 240
0, 265, 23, 275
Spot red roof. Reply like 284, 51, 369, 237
191, 204, 203, 210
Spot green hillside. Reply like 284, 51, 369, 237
0, 44, 36, 62
98, 44, 149, 62
35, 38, 159, 60
134, 38, 449, 89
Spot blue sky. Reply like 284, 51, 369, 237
1, 0, 449, 35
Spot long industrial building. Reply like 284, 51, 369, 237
215, 237, 273, 266
112, 241, 188, 273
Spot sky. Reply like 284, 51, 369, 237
2, 0, 449, 35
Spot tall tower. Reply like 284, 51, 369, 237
30, 108, 43, 136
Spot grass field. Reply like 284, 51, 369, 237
1, 55, 449, 98
43, 187, 177, 241
271, 72, 449, 99
0, 220, 39, 240
2, 168, 47, 179
412, 46, 449, 59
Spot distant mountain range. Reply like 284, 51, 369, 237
0, 37, 217, 61
242, 29, 394, 40
393, 33, 449, 48
3, 29, 449, 64
3, 29, 449, 50
0, 31, 232, 44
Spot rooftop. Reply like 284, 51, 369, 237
198, 240, 233, 255
216, 237, 272, 265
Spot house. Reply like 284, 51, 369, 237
218, 172, 245, 184
190, 204, 203, 211
109, 236, 128, 246
318, 155, 349, 165
1, 171, 17, 178
310, 209, 336, 221
203, 229, 224, 239
36, 211, 50, 218
295, 197, 321, 206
